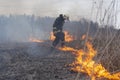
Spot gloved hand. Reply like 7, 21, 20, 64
64, 15, 69, 21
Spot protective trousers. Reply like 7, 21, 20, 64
52, 32, 65, 47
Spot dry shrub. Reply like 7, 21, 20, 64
93, 30, 120, 73
66, 30, 120, 73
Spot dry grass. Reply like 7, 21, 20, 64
65, 30, 120, 73
93, 30, 120, 73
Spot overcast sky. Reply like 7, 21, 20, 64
0, 0, 94, 19
0, 0, 120, 26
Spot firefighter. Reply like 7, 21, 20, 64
52, 14, 69, 48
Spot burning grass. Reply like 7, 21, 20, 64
29, 37, 44, 43
50, 31, 75, 42
28, 31, 120, 80
59, 34, 120, 80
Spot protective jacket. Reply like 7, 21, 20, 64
53, 16, 65, 34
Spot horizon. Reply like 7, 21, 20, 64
0, 0, 120, 27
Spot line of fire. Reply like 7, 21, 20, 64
29, 31, 120, 80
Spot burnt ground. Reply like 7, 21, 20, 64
0, 41, 89, 80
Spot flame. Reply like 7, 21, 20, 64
50, 31, 74, 42
64, 31, 74, 42
81, 34, 92, 41
59, 35, 120, 80
50, 32, 55, 41
29, 37, 44, 43
82, 34, 86, 40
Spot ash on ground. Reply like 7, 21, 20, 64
0, 42, 87, 80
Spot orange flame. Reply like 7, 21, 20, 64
29, 37, 44, 43
50, 32, 55, 41
81, 34, 92, 41
64, 31, 74, 42
59, 35, 120, 80
50, 31, 74, 42
82, 34, 86, 40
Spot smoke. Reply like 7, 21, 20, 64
27, 42, 52, 57
1, 0, 118, 43
0, 14, 100, 43
0, 15, 55, 43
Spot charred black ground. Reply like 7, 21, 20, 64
0, 41, 90, 80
